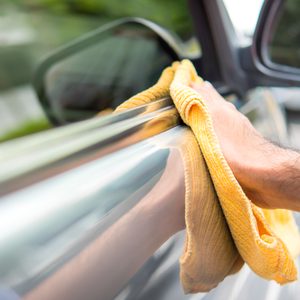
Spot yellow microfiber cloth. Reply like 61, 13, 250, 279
115, 60, 300, 293
155, 127, 244, 292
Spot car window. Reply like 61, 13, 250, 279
0, 0, 198, 142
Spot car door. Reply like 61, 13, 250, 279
1, 0, 300, 300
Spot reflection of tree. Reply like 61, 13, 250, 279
270, 0, 300, 68
12, 0, 192, 39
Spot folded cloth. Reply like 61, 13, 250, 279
160, 127, 244, 292
115, 60, 300, 293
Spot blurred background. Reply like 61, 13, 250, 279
0, 0, 299, 147
0, 0, 194, 141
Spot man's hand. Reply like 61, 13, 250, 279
192, 81, 300, 211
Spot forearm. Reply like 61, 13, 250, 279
192, 81, 300, 211
241, 143, 300, 211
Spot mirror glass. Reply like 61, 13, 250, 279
42, 23, 176, 124
268, 0, 300, 70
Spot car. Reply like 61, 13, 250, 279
0, 0, 300, 299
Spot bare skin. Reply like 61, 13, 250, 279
192, 81, 300, 211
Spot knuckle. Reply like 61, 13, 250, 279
225, 102, 237, 110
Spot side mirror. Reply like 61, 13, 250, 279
267, 0, 300, 70
251, 0, 300, 86
34, 18, 184, 125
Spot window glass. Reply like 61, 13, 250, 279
268, 0, 300, 69
44, 23, 176, 123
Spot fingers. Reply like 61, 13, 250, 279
191, 81, 222, 102
192, 80, 222, 107
191, 81, 237, 111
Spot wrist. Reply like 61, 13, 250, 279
238, 142, 299, 209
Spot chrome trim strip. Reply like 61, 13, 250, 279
0, 98, 178, 195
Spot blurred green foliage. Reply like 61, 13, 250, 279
0, 9, 102, 91
0, 118, 51, 143
0, 0, 193, 91
0, 45, 34, 90
13, 0, 193, 37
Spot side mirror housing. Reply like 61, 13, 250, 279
34, 18, 185, 125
